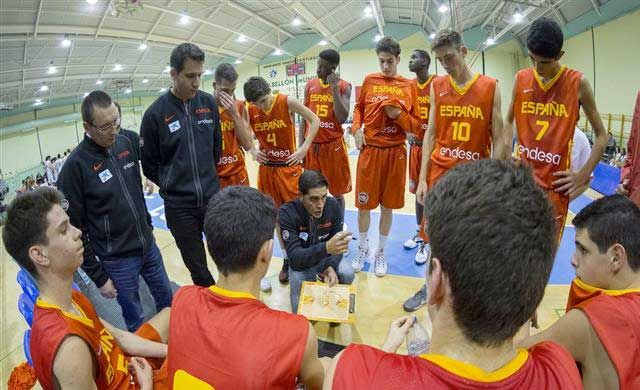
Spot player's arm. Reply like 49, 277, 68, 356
299, 323, 325, 390
553, 76, 607, 195
100, 319, 168, 358
140, 111, 161, 185
416, 83, 438, 204
504, 75, 518, 160
52, 336, 98, 390
287, 96, 320, 165
618, 107, 636, 195
330, 77, 351, 124
299, 82, 311, 147
390, 83, 422, 134
490, 83, 508, 160
234, 103, 254, 151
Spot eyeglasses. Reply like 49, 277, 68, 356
89, 115, 121, 133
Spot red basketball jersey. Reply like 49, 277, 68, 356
304, 77, 350, 143
167, 285, 309, 389
414, 74, 436, 140
216, 100, 247, 177
248, 93, 297, 163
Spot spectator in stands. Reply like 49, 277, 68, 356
617, 91, 640, 206
606, 131, 617, 157
44, 156, 55, 185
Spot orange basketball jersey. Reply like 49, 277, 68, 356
352, 72, 421, 147
414, 75, 436, 140
428, 74, 496, 184
248, 93, 297, 163
304, 78, 350, 143
514, 66, 582, 191
217, 100, 247, 177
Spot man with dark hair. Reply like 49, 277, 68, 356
279, 170, 355, 314
2, 187, 170, 390
519, 195, 640, 389
167, 186, 325, 389
302, 49, 352, 226
350, 36, 421, 277
325, 160, 581, 389
406, 29, 507, 312
506, 17, 607, 242
141, 42, 223, 287
57, 90, 173, 331
403, 49, 434, 261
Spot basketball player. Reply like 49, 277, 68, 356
325, 160, 581, 389
403, 49, 435, 262
167, 186, 325, 389
351, 37, 422, 277
506, 17, 607, 241
2, 187, 170, 390
244, 76, 320, 285
303, 49, 352, 222
405, 29, 507, 312
213, 63, 255, 188
519, 195, 640, 389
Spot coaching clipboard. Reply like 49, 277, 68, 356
297, 281, 357, 323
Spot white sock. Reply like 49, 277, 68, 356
359, 232, 368, 248
377, 234, 388, 254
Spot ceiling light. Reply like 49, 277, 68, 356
34, 98, 43, 104
429, 32, 436, 39
40, 84, 49, 92
139, 42, 148, 50
486, 37, 496, 45
318, 39, 328, 46
96, 79, 103, 85
237, 34, 247, 43
124, 88, 132, 94
292, 17, 302, 26
513, 12, 523, 22
61, 36, 71, 48
142, 78, 149, 83
364, 5, 373, 17
180, 13, 190, 25
203, 69, 212, 76
86, 0, 98, 5
374, 34, 382, 42
234, 59, 242, 64
113, 64, 123, 71
159, 87, 167, 92
438, 4, 449, 13
47, 65, 57, 74
273, 48, 283, 56
83, 92, 89, 97
163, 66, 171, 73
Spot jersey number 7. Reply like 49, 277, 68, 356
535, 120, 550, 141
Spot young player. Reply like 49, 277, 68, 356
350, 37, 422, 277
403, 49, 435, 262
519, 195, 640, 389
303, 49, 352, 220
405, 29, 507, 312
506, 17, 607, 241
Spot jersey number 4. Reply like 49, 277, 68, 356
267, 132, 277, 146
535, 120, 550, 141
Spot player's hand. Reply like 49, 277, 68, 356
552, 170, 589, 195
616, 179, 630, 196
381, 316, 415, 353
250, 148, 268, 164
217, 91, 238, 116
144, 179, 154, 195
384, 105, 402, 120
415, 180, 428, 205
287, 147, 308, 166
128, 357, 153, 390
320, 266, 339, 287
326, 72, 340, 87
326, 231, 352, 255
354, 128, 365, 150
531, 310, 539, 329
99, 279, 118, 299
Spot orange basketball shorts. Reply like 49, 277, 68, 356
545, 189, 570, 245
305, 137, 352, 197
258, 164, 302, 208
218, 166, 250, 189
408, 144, 422, 194
355, 144, 407, 210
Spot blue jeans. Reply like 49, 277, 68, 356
289, 256, 355, 314
101, 241, 173, 331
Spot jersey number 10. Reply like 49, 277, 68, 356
452, 122, 471, 142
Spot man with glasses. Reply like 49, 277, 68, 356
57, 90, 173, 331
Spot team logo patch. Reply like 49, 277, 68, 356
282, 230, 290, 240
299, 232, 308, 241
168, 120, 181, 133
358, 192, 369, 204
60, 199, 69, 211
98, 169, 113, 183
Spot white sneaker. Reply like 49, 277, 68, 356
415, 243, 431, 265
374, 252, 387, 277
260, 278, 272, 292
403, 232, 424, 249
352, 244, 369, 272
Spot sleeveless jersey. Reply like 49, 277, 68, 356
167, 285, 309, 389
566, 278, 640, 390
414, 75, 436, 140
304, 78, 350, 143
332, 342, 581, 389
514, 66, 582, 191
352, 72, 421, 147
248, 93, 296, 163
429, 74, 496, 179
216, 100, 247, 177
30, 290, 137, 390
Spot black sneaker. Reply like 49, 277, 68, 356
279, 259, 289, 284
403, 285, 428, 312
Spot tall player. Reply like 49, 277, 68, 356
213, 63, 254, 188
506, 17, 607, 240
244, 76, 320, 286
405, 29, 508, 312
404, 49, 435, 262
351, 37, 421, 277
303, 49, 352, 221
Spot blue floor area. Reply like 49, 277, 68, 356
146, 192, 592, 285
